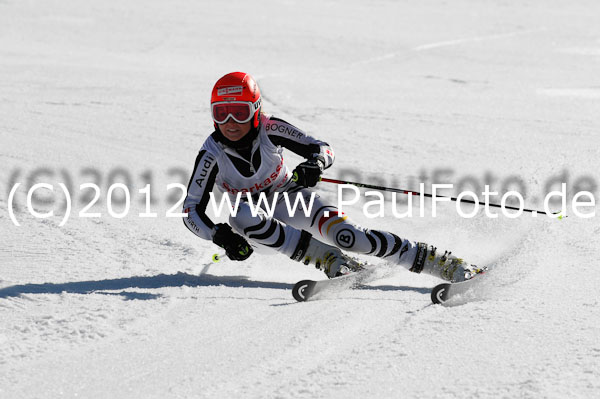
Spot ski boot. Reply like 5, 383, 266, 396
410, 243, 486, 283
290, 231, 360, 278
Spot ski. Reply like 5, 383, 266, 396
294, 264, 488, 303
430, 273, 487, 304
292, 267, 376, 302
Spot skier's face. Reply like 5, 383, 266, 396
219, 119, 252, 141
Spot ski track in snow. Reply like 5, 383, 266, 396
1, 0, 600, 398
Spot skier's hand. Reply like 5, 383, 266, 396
292, 155, 325, 187
212, 223, 253, 261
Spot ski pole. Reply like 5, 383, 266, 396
211, 253, 226, 262
318, 177, 562, 217
200, 252, 227, 275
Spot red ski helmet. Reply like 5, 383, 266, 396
211, 72, 262, 128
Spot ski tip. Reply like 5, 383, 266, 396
292, 279, 316, 302
431, 283, 451, 304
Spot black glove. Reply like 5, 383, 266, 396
212, 223, 253, 261
292, 155, 325, 187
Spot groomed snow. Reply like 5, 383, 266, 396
1, 1, 599, 398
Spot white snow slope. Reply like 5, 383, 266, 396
1, 1, 599, 398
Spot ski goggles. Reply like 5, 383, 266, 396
211, 99, 261, 124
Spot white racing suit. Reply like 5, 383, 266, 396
183, 114, 428, 274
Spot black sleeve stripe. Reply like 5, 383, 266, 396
268, 135, 322, 159
264, 224, 286, 248
384, 233, 403, 258
195, 161, 219, 230
372, 230, 388, 258
249, 220, 277, 241
366, 231, 377, 255
243, 217, 267, 235
195, 203, 215, 230
186, 150, 206, 190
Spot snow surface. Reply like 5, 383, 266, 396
1, 0, 599, 398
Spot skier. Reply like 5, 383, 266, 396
183, 72, 482, 282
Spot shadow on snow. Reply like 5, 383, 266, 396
0, 272, 431, 300
0, 272, 294, 300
